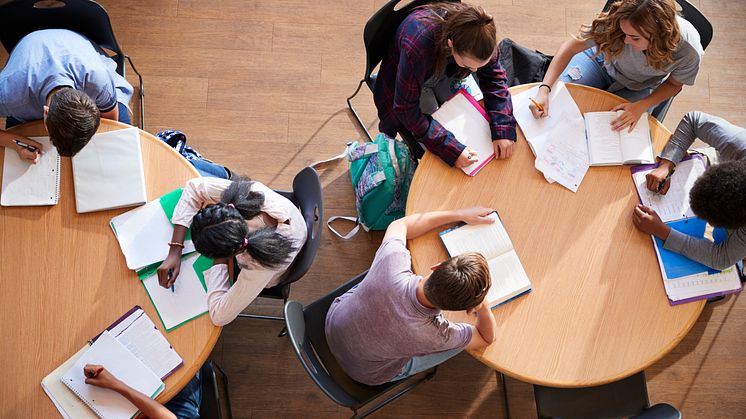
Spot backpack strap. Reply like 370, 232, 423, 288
326, 216, 362, 240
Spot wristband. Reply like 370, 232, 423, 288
168, 241, 185, 248
539, 83, 552, 93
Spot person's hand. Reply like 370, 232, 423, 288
458, 207, 496, 226
455, 147, 478, 168
14, 136, 43, 164
466, 301, 490, 316
157, 251, 181, 289
84, 365, 123, 391
610, 101, 647, 132
529, 89, 549, 119
493, 139, 514, 160
632, 204, 671, 240
645, 160, 675, 194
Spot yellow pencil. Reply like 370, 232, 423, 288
529, 97, 544, 113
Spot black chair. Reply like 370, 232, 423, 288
533, 371, 681, 419
0, 0, 145, 128
234, 167, 323, 333
198, 361, 233, 419
284, 271, 438, 419
602, 0, 713, 122
347, 0, 443, 159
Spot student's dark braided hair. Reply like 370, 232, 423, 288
191, 178, 297, 268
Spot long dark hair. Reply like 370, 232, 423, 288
420, 2, 497, 78
191, 178, 297, 268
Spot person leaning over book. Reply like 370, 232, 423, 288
83, 364, 200, 419
156, 177, 307, 326
0, 29, 134, 161
325, 207, 498, 386
530, 0, 703, 132
632, 111, 746, 271
374, 2, 516, 169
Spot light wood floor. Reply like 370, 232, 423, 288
4, 0, 745, 417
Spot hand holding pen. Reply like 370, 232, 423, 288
13, 138, 43, 164
645, 160, 675, 195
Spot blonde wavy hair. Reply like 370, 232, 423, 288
579, 0, 680, 70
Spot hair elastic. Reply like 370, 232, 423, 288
227, 203, 235, 208
243, 237, 249, 249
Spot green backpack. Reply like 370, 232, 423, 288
324, 133, 416, 239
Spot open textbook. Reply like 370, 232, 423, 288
585, 111, 655, 166
439, 212, 532, 308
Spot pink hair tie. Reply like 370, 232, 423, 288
243, 237, 249, 249
227, 203, 235, 208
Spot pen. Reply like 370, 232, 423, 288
529, 97, 545, 113
657, 169, 675, 193
13, 139, 39, 153
168, 269, 175, 293
86, 367, 104, 378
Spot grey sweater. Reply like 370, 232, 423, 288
659, 111, 746, 270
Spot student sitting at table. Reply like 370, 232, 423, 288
374, 2, 516, 169
633, 111, 746, 271
325, 207, 498, 386
0, 29, 133, 161
83, 364, 200, 419
530, 0, 703, 132
157, 177, 307, 326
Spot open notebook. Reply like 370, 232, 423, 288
585, 111, 655, 166
440, 212, 532, 308
60, 331, 164, 419
72, 127, 147, 213
432, 89, 494, 176
1, 136, 61, 206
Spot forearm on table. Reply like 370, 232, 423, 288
205, 264, 270, 326
474, 305, 497, 343
114, 382, 176, 419
387, 209, 468, 240
664, 228, 746, 271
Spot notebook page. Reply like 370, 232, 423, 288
141, 253, 209, 332
664, 268, 742, 301
110, 199, 196, 270
113, 311, 183, 380
440, 212, 512, 260
432, 91, 494, 176
633, 158, 706, 223
41, 345, 98, 419
60, 331, 164, 419
585, 112, 623, 165
72, 127, 147, 213
1, 136, 60, 206
486, 250, 532, 307
619, 113, 655, 164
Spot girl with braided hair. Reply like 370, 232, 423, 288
156, 177, 307, 326
374, 2, 517, 169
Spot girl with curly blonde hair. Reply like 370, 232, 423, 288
530, 0, 703, 131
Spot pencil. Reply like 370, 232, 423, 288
529, 98, 544, 113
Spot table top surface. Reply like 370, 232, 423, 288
405, 83, 705, 388
0, 119, 220, 417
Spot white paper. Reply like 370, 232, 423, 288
41, 346, 98, 419
110, 199, 196, 270
633, 158, 706, 223
620, 114, 655, 164
585, 111, 654, 165
1, 136, 60, 206
141, 254, 209, 331
440, 212, 512, 260
112, 310, 184, 378
486, 250, 532, 307
432, 91, 494, 176
72, 127, 147, 213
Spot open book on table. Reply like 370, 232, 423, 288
585, 111, 655, 166
439, 212, 532, 308
631, 157, 742, 304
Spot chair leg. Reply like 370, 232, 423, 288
212, 362, 233, 419
125, 55, 145, 129
347, 79, 374, 142
499, 372, 511, 419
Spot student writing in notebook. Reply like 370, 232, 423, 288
374, 2, 516, 168
633, 111, 746, 271
84, 364, 201, 419
156, 177, 307, 326
325, 207, 498, 386
0, 29, 133, 159
529, 0, 703, 132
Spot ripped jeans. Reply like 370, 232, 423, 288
559, 47, 654, 103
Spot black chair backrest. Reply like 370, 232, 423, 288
285, 271, 403, 410
274, 166, 324, 288
534, 371, 650, 419
602, 0, 712, 49
0, 0, 125, 74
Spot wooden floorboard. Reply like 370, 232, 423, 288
2, 0, 745, 417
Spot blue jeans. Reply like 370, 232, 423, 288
190, 158, 230, 179
559, 48, 654, 103
390, 347, 463, 382
164, 370, 202, 419
5, 101, 131, 128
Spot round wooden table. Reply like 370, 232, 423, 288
406, 84, 705, 388
0, 120, 220, 417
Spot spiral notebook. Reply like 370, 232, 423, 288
60, 331, 164, 419
1, 136, 61, 206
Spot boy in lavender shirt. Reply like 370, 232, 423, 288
325, 207, 498, 386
